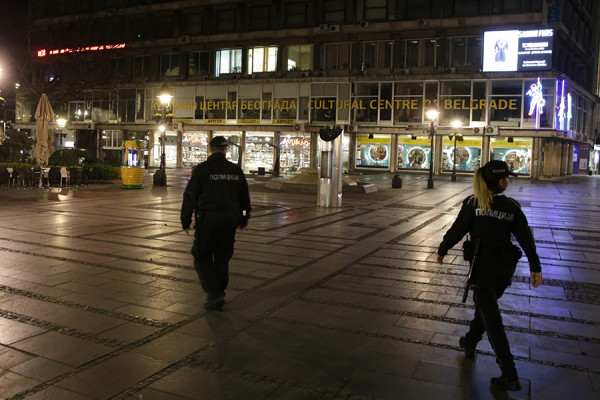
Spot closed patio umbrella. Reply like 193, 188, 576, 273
33, 93, 55, 165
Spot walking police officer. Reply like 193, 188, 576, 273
437, 160, 542, 392
181, 136, 251, 310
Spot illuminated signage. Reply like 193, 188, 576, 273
555, 79, 573, 131
37, 43, 126, 57
526, 77, 545, 129
482, 29, 553, 72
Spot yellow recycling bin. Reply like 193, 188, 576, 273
121, 140, 146, 189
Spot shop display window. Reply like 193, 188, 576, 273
441, 136, 482, 172
152, 133, 178, 168
490, 137, 533, 175
356, 134, 390, 169
280, 135, 311, 173
397, 136, 431, 170
244, 134, 275, 171
182, 134, 208, 167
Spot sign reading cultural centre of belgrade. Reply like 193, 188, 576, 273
482, 29, 553, 72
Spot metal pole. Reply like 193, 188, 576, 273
427, 120, 434, 189
451, 133, 457, 181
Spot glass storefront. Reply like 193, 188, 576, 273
441, 136, 482, 172
490, 137, 533, 175
397, 136, 431, 170
152, 131, 178, 167
280, 134, 310, 173
182, 132, 208, 167
356, 134, 390, 169
245, 132, 275, 172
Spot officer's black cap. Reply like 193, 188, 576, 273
482, 160, 518, 183
209, 136, 229, 149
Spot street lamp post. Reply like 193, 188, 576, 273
450, 120, 462, 182
425, 109, 439, 189
153, 83, 172, 186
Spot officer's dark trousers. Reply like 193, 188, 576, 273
192, 211, 238, 301
465, 281, 516, 374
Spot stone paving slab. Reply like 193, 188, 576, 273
0, 171, 599, 399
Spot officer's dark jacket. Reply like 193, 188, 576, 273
437, 193, 541, 273
181, 152, 251, 230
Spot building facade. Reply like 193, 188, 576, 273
17, 0, 600, 178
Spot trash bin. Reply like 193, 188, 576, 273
392, 175, 402, 188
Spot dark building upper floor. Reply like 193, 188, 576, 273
27, 0, 600, 92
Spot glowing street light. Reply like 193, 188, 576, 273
153, 83, 173, 186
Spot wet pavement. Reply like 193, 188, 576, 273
0, 170, 599, 399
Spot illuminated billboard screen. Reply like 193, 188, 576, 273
482, 29, 553, 72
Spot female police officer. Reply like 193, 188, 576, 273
436, 160, 543, 392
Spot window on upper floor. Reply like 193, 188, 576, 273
364, 0, 388, 21
323, 0, 345, 23
360, 41, 393, 70
402, 39, 437, 68
215, 49, 243, 76
319, 43, 351, 70
161, 53, 180, 77
249, 5, 271, 31
446, 36, 482, 67
286, 45, 312, 71
189, 51, 210, 77
286, 1, 308, 27
155, 15, 175, 39
216, 9, 236, 33
248, 46, 278, 74
185, 13, 203, 35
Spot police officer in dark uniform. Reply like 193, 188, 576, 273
437, 160, 542, 392
181, 136, 251, 310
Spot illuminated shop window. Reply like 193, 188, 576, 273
182, 133, 208, 167
441, 136, 482, 172
397, 136, 431, 170
356, 134, 390, 169
490, 137, 533, 176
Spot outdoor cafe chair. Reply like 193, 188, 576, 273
60, 167, 70, 186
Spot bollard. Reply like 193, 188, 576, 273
392, 175, 402, 188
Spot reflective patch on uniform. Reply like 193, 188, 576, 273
475, 208, 514, 221
209, 174, 240, 181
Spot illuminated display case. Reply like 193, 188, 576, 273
397, 136, 431, 170
280, 135, 310, 173
441, 136, 482, 172
244, 134, 275, 171
356, 134, 390, 169
490, 137, 533, 175
182, 134, 208, 167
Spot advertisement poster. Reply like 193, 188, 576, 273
573, 144, 590, 175
483, 29, 553, 72
441, 138, 482, 172
356, 135, 390, 168
490, 138, 533, 175
397, 137, 431, 170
